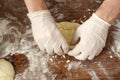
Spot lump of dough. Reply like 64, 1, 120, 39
0, 59, 15, 80
57, 22, 80, 49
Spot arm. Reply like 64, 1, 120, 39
68, 0, 120, 60
96, 0, 120, 24
24, 0, 69, 55
24, 0, 47, 12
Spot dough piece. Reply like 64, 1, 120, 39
57, 22, 80, 49
0, 59, 15, 80
12, 54, 29, 74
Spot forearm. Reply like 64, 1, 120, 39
24, 0, 48, 12
95, 0, 120, 24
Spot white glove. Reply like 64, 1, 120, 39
27, 10, 69, 55
68, 13, 111, 60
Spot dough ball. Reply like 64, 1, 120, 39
57, 22, 80, 49
0, 59, 15, 80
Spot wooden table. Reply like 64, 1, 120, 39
0, 0, 120, 80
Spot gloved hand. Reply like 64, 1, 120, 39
68, 13, 111, 60
27, 10, 69, 55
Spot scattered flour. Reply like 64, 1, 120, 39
97, 62, 112, 80
0, 17, 120, 80
0, 18, 55, 80
66, 61, 81, 71
89, 71, 99, 80
108, 19, 120, 58
94, 0, 102, 3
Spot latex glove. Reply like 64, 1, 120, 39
68, 13, 111, 60
27, 10, 69, 55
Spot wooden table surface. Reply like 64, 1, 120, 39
0, 0, 120, 80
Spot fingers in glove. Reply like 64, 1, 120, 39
61, 40, 69, 54
68, 44, 81, 56
45, 40, 55, 55
88, 44, 103, 60
37, 43, 45, 51
75, 52, 89, 60
71, 31, 80, 45
54, 46, 63, 55
68, 40, 89, 60
53, 40, 64, 55
37, 39, 48, 51
45, 46, 54, 55
68, 39, 86, 56
95, 48, 103, 56
88, 47, 103, 60
88, 50, 98, 60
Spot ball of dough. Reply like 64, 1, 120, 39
0, 59, 15, 80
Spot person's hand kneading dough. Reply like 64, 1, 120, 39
24, 0, 69, 55
27, 10, 69, 55
24, 0, 120, 60
69, 0, 120, 60
68, 13, 111, 60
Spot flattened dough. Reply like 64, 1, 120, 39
57, 22, 80, 49
0, 59, 15, 80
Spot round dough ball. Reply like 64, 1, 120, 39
0, 59, 15, 80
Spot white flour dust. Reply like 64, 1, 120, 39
108, 19, 120, 58
0, 18, 25, 57
0, 18, 56, 80
89, 71, 99, 80
97, 62, 111, 80
66, 61, 81, 71
0, 17, 120, 80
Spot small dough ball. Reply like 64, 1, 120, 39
0, 59, 15, 80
